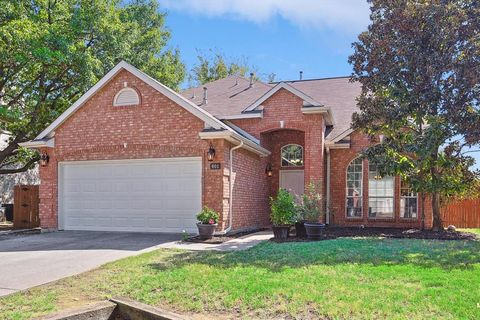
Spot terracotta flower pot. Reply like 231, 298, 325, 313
272, 225, 290, 240
197, 223, 217, 240
304, 222, 326, 240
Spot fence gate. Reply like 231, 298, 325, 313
13, 185, 40, 229
441, 199, 480, 228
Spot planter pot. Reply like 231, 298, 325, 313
304, 222, 326, 240
272, 225, 290, 240
295, 221, 307, 238
197, 223, 217, 240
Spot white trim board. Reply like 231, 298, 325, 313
243, 82, 322, 112
36, 61, 230, 140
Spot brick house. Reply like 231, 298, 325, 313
21, 61, 433, 233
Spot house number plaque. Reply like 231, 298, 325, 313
210, 163, 221, 170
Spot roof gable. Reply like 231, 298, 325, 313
35, 61, 229, 140
243, 82, 323, 112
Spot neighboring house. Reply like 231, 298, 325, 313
21, 61, 433, 233
0, 134, 39, 205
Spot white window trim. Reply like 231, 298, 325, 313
280, 144, 304, 167
400, 182, 419, 219
345, 157, 363, 218
367, 163, 395, 219
113, 87, 140, 106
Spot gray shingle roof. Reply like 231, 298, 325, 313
286, 77, 361, 141
181, 76, 361, 141
181, 76, 273, 117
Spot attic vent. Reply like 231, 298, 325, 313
113, 87, 140, 106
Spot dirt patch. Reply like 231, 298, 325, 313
184, 228, 266, 244
270, 227, 478, 243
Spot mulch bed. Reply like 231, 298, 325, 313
184, 228, 267, 244
270, 227, 478, 243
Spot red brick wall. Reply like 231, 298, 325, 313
231, 88, 325, 219
38, 70, 231, 230
262, 130, 305, 196
328, 131, 433, 228
226, 145, 270, 230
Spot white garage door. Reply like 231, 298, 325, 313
58, 158, 202, 233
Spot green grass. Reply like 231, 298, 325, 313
1, 238, 480, 319
459, 228, 480, 236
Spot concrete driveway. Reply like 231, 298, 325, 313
0, 231, 180, 297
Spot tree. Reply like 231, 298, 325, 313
189, 50, 258, 86
349, 0, 480, 231
0, 0, 185, 174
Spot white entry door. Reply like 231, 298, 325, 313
279, 170, 305, 197
58, 158, 202, 233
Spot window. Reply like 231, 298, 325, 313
368, 164, 394, 218
346, 158, 363, 217
113, 87, 140, 106
281, 144, 303, 167
400, 181, 418, 218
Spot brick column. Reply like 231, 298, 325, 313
304, 117, 325, 222
38, 147, 58, 229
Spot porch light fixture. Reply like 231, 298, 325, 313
265, 163, 273, 177
39, 152, 49, 167
207, 145, 216, 162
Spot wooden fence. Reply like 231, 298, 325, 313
441, 199, 480, 228
13, 185, 40, 229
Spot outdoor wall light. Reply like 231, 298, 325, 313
39, 152, 49, 167
207, 145, 216, 161
265, 163, 273, 177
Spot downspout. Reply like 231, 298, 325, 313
216, 140, 244, 235
326, 146, 331, 225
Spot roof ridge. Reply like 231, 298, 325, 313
271, 75, 352, 84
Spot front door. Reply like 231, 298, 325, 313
279, 170, 304, 198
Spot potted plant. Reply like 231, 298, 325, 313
301, 182, 326, 240
196, 207, 219, 240
270, 189, 296, 240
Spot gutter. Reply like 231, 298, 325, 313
326, 146, 331, 225
18, 138, 55, 148
216, 140, 244, 235
198, 130, 270, 157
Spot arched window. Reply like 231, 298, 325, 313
281, 144, 303, 167
113, 87, 140, 106
346, 158, 363, 217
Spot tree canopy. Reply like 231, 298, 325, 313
0, 0, 185, 174
349, 0, 480, 230
189, 50, 260, 86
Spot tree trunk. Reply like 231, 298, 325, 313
431, 191, 443, 231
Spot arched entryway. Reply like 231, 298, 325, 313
261, 129, 305, 199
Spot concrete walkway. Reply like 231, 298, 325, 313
157, 230, 273, 251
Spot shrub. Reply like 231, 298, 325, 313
299, 182, 324, 223
270, 189, 296, 226
196, 207, 219, 225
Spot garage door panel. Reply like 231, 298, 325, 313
60, 158, 202, 233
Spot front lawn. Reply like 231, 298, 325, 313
1, 238, 479, 319
459, 228, 480, 236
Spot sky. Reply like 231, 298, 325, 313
159, 0, 371, 84
158, 0, 480, 169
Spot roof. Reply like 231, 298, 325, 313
22, 61, 269, 156
182, 76, 361, 141
35, 61, 229, 140
286, 77, 361, 141
181, 76, 273, 117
